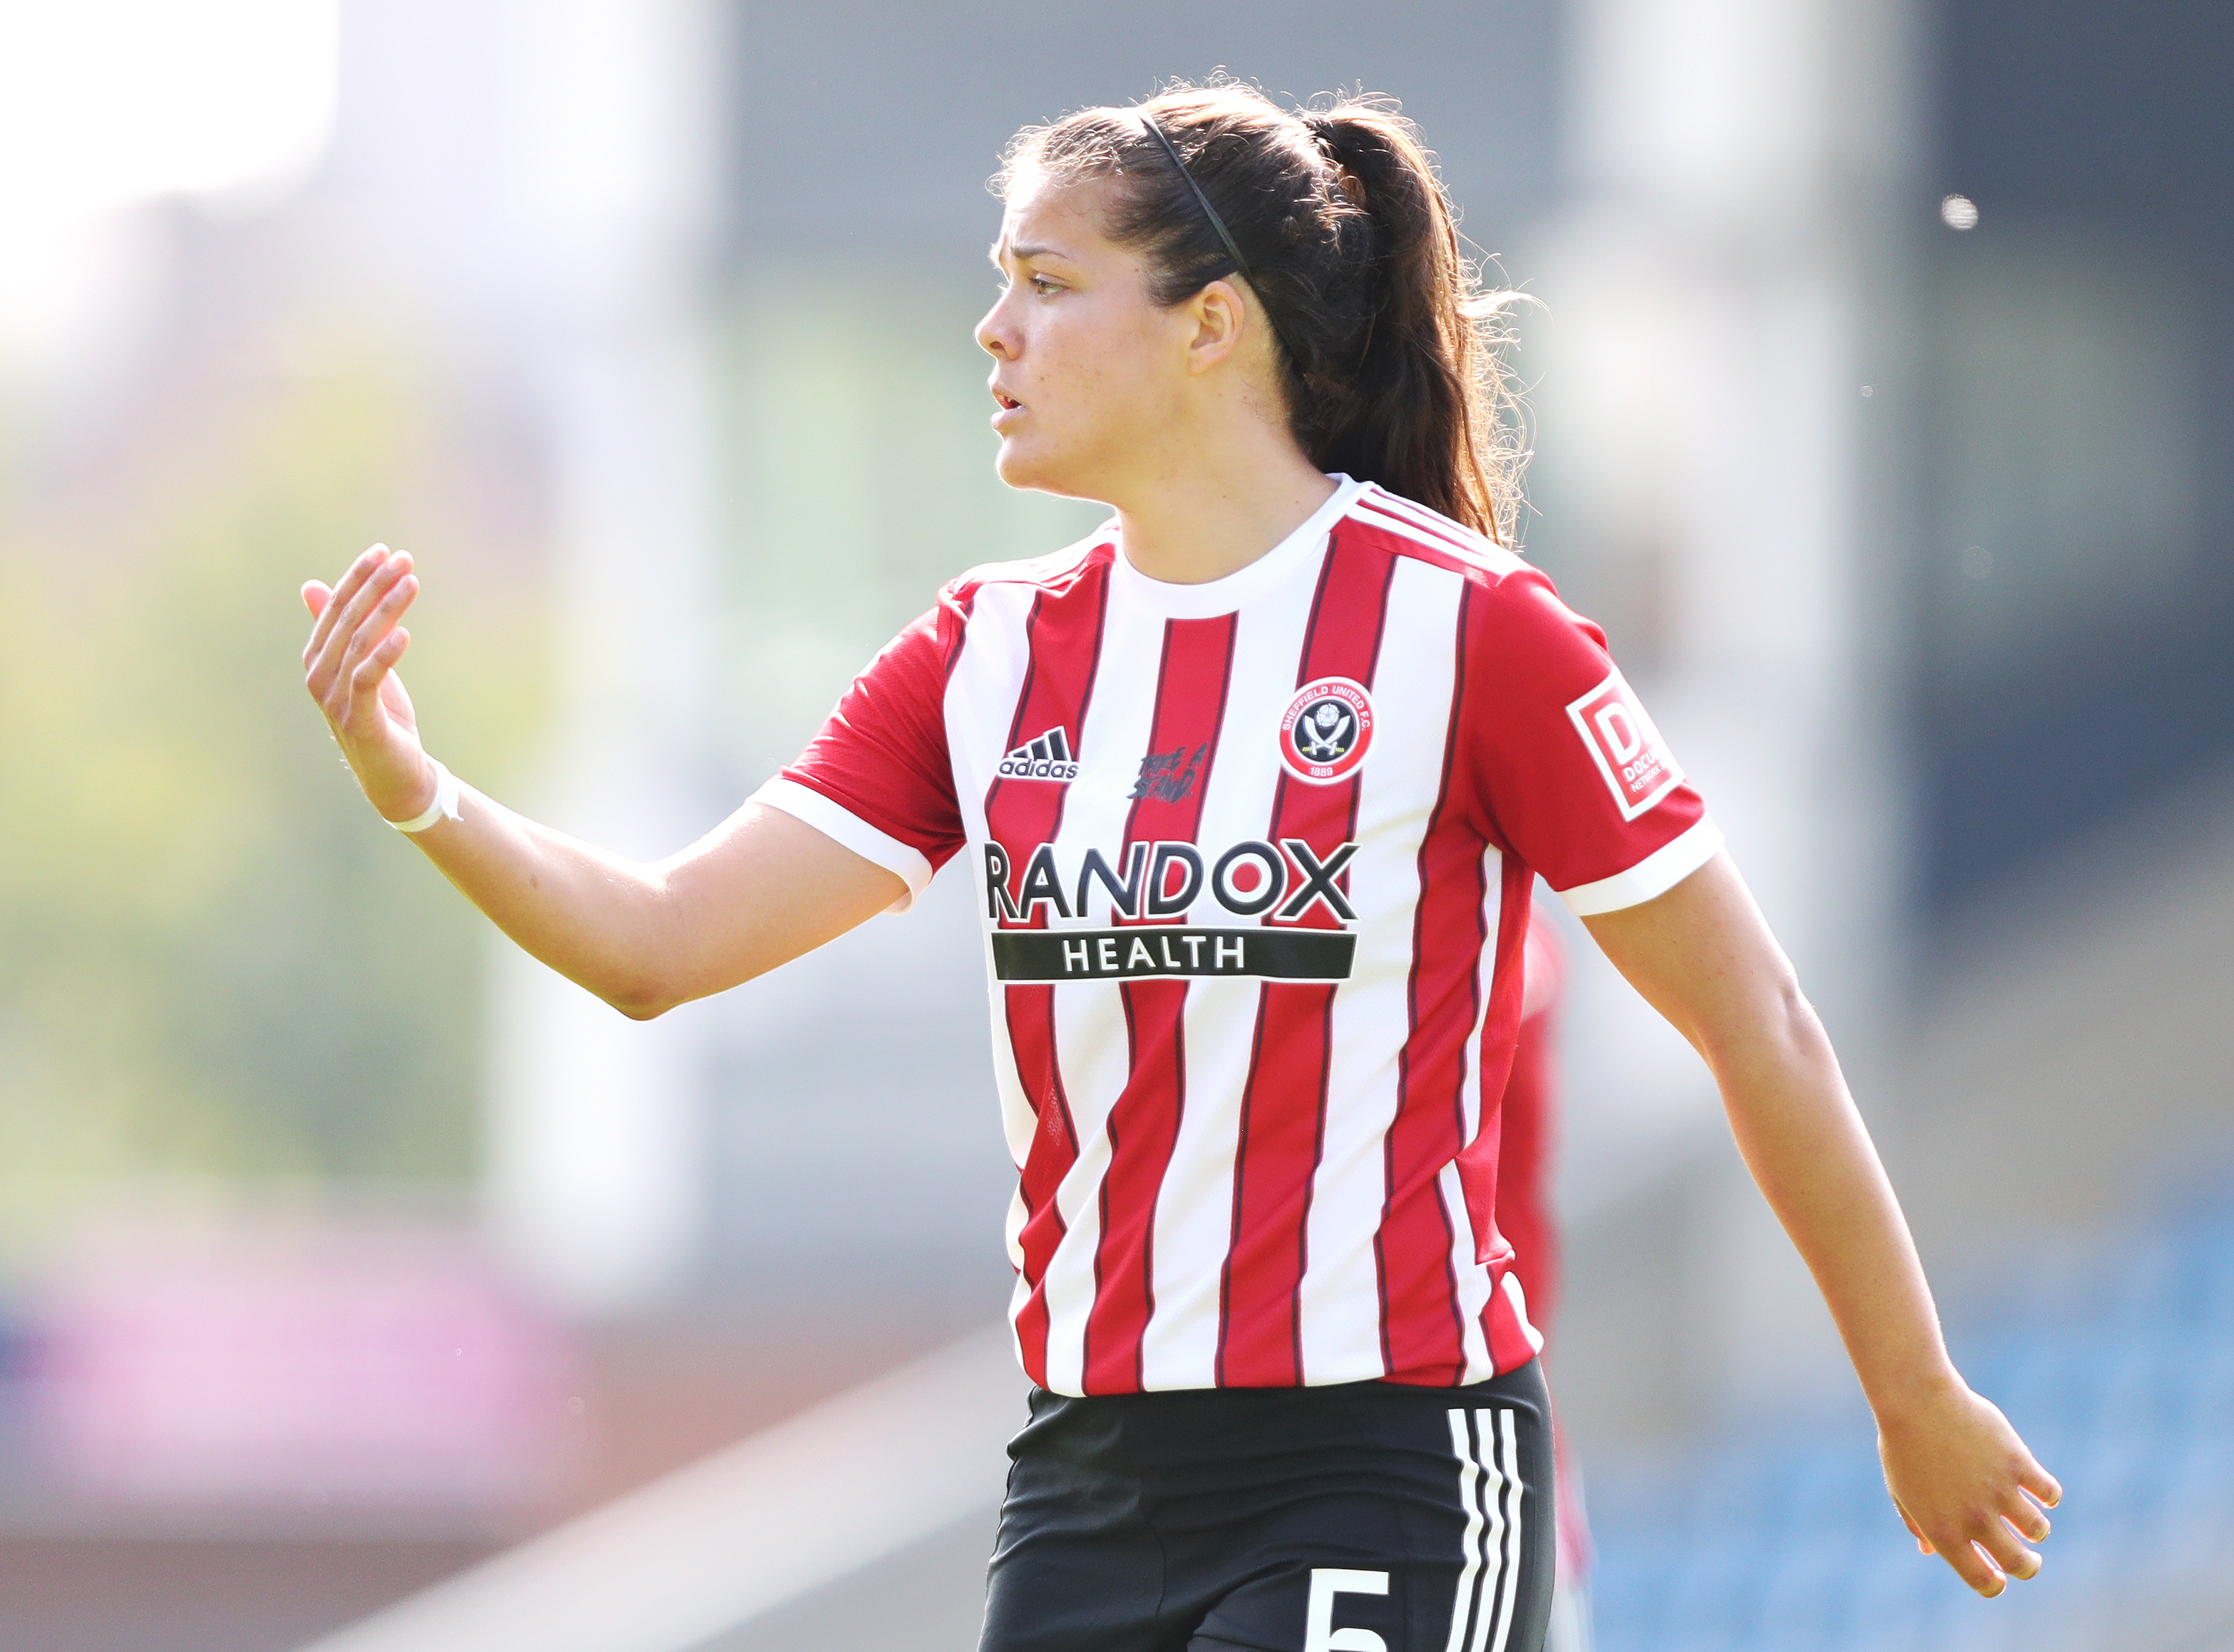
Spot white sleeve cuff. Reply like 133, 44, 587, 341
1556, 816, 1724, 917
749, 776, 935, 914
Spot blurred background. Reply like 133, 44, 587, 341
0, 0, 2228, 1648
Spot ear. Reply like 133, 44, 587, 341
1183, 277, 1249, 376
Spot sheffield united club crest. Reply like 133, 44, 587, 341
1278, 677, 1374, 784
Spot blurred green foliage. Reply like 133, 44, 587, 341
0, 272, 1103, 1256
709, 270, 1105, 779
0, 339, 548, 1248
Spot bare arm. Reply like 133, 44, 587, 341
302, 544, 903, 1017
1582, 853, 2061, 1596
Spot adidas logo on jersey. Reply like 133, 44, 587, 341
998, 727, 1080, 781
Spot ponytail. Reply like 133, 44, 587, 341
1001, 85, 1529, 545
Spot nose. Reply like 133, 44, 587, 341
976, 292, 1018, 361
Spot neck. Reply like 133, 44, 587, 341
1108, 416, 1338, 585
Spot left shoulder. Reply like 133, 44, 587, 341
1336, 484, 1534, 587
1340, 486, 1610, 665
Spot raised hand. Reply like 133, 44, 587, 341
302, 544, 435, 821
1879, 1381, 2060, 1596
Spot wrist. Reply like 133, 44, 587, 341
384, 757, 461, 833
1865, 1357, 1968, 1429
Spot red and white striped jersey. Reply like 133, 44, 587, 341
755, 477, 1720, 1396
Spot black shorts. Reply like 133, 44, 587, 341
981, 1359, 1554, 1652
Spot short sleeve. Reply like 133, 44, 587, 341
1462, 570, 1722, 916
750, 587, 970, 912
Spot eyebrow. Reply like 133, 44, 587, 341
988, 240, 1070, 268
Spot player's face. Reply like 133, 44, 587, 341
978, 171, 1197, 503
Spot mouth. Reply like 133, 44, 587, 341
990, 387, 1025, 431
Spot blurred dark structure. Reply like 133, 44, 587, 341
718, 0, 1562, 267
1915, 0, 2234, 907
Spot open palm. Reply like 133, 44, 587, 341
301, 544, 434, 821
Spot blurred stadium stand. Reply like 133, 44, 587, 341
1591, 1186, 2234, 1652
1570, 771, 2234, 1652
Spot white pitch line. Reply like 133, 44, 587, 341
295, 1324, 1023, 1652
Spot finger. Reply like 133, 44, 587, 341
323, 578, 409, 722
333, 574, 419, 710
1969, 1539, 2010, 1597
2006, 1489, 2051, 1544
307, 553, 396, 693
305, 545, 390, 662
351, 623, 411, 688
2023, 1460, 2062, 1509
346, 625, 411, 717
311, 548, 410, 689
315, 557, 415, 704
378, 639, 419, 725
1945, 1536, 2008, 1599
1976, 1514, 2043, 1582
304, 577, 344, 668
1897, 1506, 1932, 1555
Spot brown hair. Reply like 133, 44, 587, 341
1000, 83, 1529, 545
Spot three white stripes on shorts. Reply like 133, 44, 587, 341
1444, 1408, 1525, 1652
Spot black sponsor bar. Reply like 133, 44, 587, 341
990, 927, 1355, 983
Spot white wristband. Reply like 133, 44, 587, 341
389, 759, 463, 833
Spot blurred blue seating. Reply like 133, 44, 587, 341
1591, 1187, 2234, 1652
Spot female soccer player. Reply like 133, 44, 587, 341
301, 85, 2057, 1652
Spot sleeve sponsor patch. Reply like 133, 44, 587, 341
1564, 669, 1685, 820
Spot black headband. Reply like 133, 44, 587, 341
1139, 114, 1296, 369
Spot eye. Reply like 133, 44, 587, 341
1030, 275, 1064, 297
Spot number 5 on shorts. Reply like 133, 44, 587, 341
1304, 1567, 1390, 1652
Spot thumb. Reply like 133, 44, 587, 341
1897, 1504, 1934, 1556
302, 580, 332, 618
